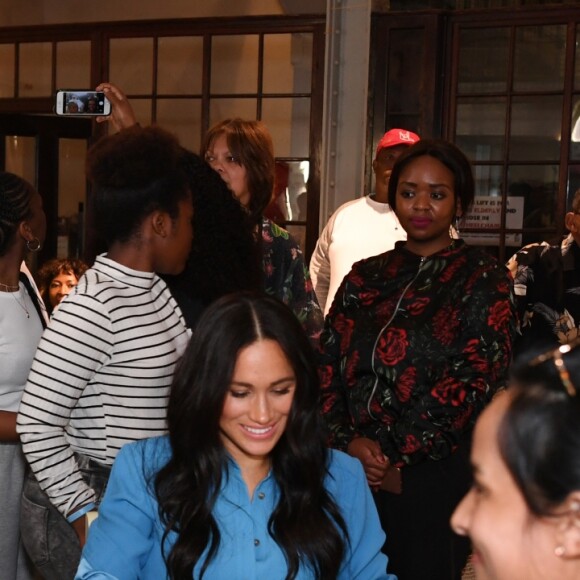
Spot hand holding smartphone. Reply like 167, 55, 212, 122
55, 90, 112, 116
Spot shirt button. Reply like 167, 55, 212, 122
254, 539, 260, 547
257, 492, 265, 500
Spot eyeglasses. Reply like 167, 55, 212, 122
528, 338, 580, 397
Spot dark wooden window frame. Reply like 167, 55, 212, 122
0, 15, 326, 261
370, 6, 580, 261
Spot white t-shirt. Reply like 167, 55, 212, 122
0, 284, 44, 411
309, 195, 407, 315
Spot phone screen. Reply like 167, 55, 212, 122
56, 90, 111, 116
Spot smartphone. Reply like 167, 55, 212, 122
55, 90, 111, 116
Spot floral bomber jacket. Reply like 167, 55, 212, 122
319, 240, 516, 467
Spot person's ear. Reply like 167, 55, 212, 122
372, 158, 379, 173
150, 211, 171, 238
555, 493, 580, 560
565, 212, 577, 233
18, 220, 35, 244
455, 198, 463, 219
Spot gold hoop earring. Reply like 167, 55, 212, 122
26, 237, 41, 252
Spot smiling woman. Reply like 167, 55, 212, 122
75, 293, 395, 580
452, 340, 580, 580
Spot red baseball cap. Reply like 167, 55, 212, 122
376, 128, 420, 157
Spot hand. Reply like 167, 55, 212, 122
95, 82, 138, 132
71, 514, 87, 547
380, 464, 402, 494
347, 437, 389, 490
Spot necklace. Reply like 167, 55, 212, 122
0, 281, 20, 292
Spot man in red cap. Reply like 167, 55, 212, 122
310, 128, 420, 315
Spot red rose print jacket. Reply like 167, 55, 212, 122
319, 240, 516, 467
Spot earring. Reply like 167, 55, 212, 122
555, 545, 566, 557
26, 237, 41, 252
450, 216, 460, 239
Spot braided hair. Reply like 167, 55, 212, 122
0, 172, 35, 257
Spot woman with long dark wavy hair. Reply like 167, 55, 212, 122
75, 293, 393, 579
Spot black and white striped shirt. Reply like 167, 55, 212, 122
17, 255, 191, 516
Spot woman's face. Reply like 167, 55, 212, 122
48, 271, 78, 309
451, 393, 562, 580
394, 154, 459, 256
220, 339, 296, 470
204, 134, 251, 208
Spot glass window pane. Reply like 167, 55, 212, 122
458, 28, 509, 94
59, 139, 87, 258
210, 35, 258, 95
265, 161, 310, 223
514, 25, 566, 92
567, 165, 580, 210
571, 96, 580, 160
388, 29, 423, 113
157, 37, 203, 95
262, 97, 310, 157
287, 161, 309, 221
462, 192, 524, 249
510, 96, 563, 161
19, 42, 52, 97
263, 33, 312, 94
508, 164, 559, 230
109, 38, 154, 94
0, 44, 15, 97
576, 27, 580, 90
56, 41, 91, 90
4, 135, 36, 185
156, 99, 202, 153
209, 99, 256, 128
473, 164, 503, 198
456, 97, 506, 161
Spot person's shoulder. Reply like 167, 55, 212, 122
117, 435, 171, 472
326, 449, 366, 482
262, 217, 301, 252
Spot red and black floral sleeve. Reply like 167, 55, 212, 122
319, 242, 516, 467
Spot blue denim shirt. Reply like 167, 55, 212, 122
75, 436, 394, 580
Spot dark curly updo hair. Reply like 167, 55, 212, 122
0, 172, 36, 257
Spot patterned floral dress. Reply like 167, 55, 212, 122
261, 217, 323, 344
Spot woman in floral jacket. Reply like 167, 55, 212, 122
319, 140, 516, 580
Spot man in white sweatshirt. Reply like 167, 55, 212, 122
310, 128, 420, 315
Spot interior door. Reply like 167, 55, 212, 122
0, 114, 94, 273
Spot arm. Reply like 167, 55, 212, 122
377, 264, 516, 466
17, 294, 112, 517
76, 444, 156, 580
0, 411, 18, 441
309, 216, 335, 314
95, 82, 138, 132
334, 455, 395, 580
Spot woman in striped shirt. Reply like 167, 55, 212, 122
17, 125, 193, 580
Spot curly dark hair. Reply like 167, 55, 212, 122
0, 172, 36, 256
162, 150, 263, 327
86, 125, 190, 246
154, 293, 349, 579
36, 258, 89, 313
201, 118, 275, 225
